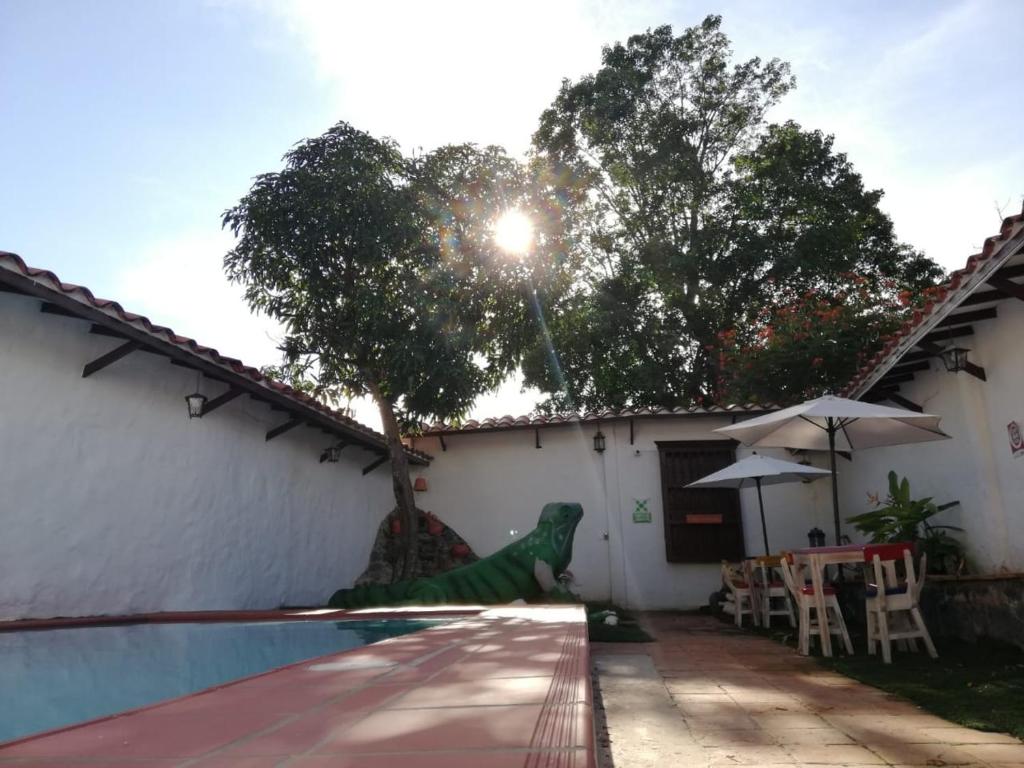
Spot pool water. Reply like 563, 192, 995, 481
0, 619, 439, 744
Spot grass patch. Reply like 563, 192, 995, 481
821, 637, 1024, 740
739, 613, 1024, 740
585, 602, 654, 643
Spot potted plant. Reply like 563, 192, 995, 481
847, 471, 965, 575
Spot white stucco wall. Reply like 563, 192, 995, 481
840, 299, 1024, 573
412, 416, 825, 610
0, 293, 393, 620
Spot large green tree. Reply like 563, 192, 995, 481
523, 17, 942, 410
224, 122, 564, 579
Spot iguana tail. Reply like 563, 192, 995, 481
327, 580, 415, 609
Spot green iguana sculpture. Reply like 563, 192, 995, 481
328, 502, 583, 608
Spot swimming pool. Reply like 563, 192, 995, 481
0, 618, 440, 744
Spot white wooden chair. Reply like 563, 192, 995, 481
721, 560, 758, 628
864, 543, 938, 664
754, 555, 796, 629
780, 553, 853, 655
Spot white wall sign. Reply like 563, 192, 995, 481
1009, 420, 1024, 458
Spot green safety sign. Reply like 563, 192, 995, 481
633, 498, 652, 523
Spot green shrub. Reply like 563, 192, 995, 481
847, 471, 965, 574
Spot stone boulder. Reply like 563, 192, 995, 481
354, 508, 479, 586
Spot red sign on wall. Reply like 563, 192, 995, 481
1009, 421, 1024, 458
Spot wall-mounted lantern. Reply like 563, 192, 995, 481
185, 372, 206, 419
593, 430, 606, 453
185, 392, 207, 419
940, 345, 972, 374
325, 443, 344, 463
414, 476, 428, 492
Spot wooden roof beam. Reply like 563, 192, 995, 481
202, 388, 243, 416
362, 454, 388, 475
987, 275, 1024, 302
266, 417, 302, 441
885, 392, 924, 413
40, 302, 79, 318
876, 371, 916, 386
918, 325, 973, 348
935, 306, 997, 327
82, 341, 141, 378
961, 288, 1008, 307
890, 360, 930, 375
0, 282, 29, 296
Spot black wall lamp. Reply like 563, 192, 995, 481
940, 345, 970, 373
185, 371, 207, 419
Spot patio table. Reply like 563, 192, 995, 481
791, 544, 865, 657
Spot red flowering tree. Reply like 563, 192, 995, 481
713, 275, 939, 405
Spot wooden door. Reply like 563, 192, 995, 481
657, 440, 744, 563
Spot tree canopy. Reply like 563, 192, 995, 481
523, 17, 943, 411
224, 122, 566, 577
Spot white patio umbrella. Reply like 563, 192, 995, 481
686, 453, 831, 555
715, 395, 950, 545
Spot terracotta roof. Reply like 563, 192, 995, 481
419, 403, 778, 435
0, 251, 431, 465
843, 203, 1024, 399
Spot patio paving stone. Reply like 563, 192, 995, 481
593, 612, 1024, 768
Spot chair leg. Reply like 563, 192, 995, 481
786, 595, 796, 628
911, 607, 938, 659
866, 608, 877, 656
735, 596, 743, 628
799, 602, 810, 655
835, 605, 853, 655
825, 598, 852, 655
877, 608, 892, 664
762, 594, 771, 629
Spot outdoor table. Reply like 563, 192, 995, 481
791, 544, 865, 657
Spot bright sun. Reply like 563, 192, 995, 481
493, 209, 534, 255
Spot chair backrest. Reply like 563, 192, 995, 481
754, 555, 782, 586
862, 542, 913, 563
777, 555, 800, 601
721, 560, 746, 594
865, 542, 921, 606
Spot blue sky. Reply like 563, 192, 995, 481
2, 0, 1022, 426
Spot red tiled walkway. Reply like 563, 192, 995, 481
0, 606, 594, 767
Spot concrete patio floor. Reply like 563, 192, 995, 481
594, 612, 1024, 767
0, 606, 593, 767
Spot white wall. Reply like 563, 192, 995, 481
841, 299, 1024, 573
0, 294, 393, 620
412, 416, 824, 610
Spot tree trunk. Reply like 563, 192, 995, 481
367, 382, 419, 582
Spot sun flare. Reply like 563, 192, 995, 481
493, 209, 534, 255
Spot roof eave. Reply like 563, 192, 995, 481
0, 255, 432, 466
847, 217, 1024, 400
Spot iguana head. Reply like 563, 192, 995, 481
537, 502, 584, 573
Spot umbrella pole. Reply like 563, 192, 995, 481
755, 477, 769, 555
828, 420, 842, 545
